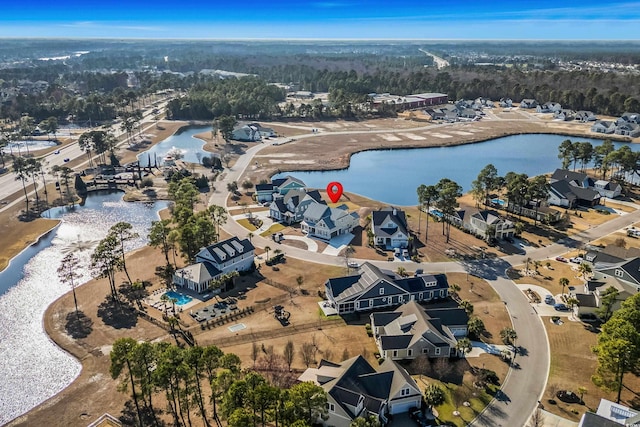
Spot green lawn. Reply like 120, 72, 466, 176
259, 222, 286, 236
236, 218, 258, 231
429, 380, 497, 427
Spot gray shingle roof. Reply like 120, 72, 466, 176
196, 236, 254, 265
372, 207, 408, 238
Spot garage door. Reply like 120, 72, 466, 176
389, 399, 420, 415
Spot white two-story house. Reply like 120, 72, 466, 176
173, 237, 255, 293
371, 207, 409, 250
469, 210, 515, 240
301, 202, 359, 240
269, 189, 325, 225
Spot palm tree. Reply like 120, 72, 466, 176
459, 300, 474, 315
578, 262, 592, 279
524, 257, 532, 275
449, 283, 461, 301
396, 266, 408, 277
500, 327, 518, 348
264, 245, 271, 262
13, 156, 30, 215
456, 337, 472, 357
559, 277, 569, 296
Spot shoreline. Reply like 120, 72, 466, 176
0, 219, 60, 274
250, 120, 640, 179
11, 117, 638, 424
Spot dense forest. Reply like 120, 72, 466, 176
1, 39, 640, 124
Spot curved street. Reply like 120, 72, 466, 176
209, 129, 640, 427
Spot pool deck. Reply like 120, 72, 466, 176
144, 288, 201, 312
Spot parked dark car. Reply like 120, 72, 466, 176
504, 236, 514, 243
409, 409, 431, 427
554, 303, 570, 311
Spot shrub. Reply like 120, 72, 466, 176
377, 357, 385, 365
140, 177, 154, 187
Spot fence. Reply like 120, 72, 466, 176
198, 317, 345, 348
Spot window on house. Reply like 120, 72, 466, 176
326, 403, 335, 412
422, 348, 429, 354
393, 350, 398, 357
379, 288, 384, 295
615, 269, 624, 278
408, 349, 413, 357
401, 388, 410, 396
435, 348, 441, 355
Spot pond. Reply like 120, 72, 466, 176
274, 134, 640, 205
136, 125, 211, 166
0, 191, 170, 425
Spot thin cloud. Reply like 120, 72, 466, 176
343, 1, 640, 22
59, 21, 162, 31
311, 2, 352, 8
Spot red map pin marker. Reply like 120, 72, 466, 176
326, 182, 344, 203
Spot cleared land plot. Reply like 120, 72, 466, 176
543, 316, 640, 422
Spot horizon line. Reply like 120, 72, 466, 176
1, 36, 639, 42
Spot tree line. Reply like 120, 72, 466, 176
557, 138, 640, 182
109, 338, 328, 427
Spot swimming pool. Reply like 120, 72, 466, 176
163, 290, 193, 306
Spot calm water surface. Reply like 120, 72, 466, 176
275, 134, 640, 205
137, 125, 210, 166
0, 191, 169, 425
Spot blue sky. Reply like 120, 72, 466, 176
1, 1, 639, 39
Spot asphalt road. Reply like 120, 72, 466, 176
0, 98, 171, 213
208, 128, 640, 427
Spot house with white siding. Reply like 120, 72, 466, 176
231, 122, 276, 142
173, 237, 255, 293
371, 207, 409, 250
269, 189, 325, 224
255, 176, 305, 203
615, 122, 640, 137
591, 120, 616, 134
469, 210, 515, 240
301, 203, 359, 240
519, 99, 538, 109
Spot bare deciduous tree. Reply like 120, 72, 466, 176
301, 342, 315, 367
529, 407, 545, 427
283, 340, 295, 370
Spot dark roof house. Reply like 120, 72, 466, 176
325, 262, 449, 314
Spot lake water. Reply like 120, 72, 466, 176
136, 125, 210, 166
274, 134, 639, 205
0, 191, 170, 425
